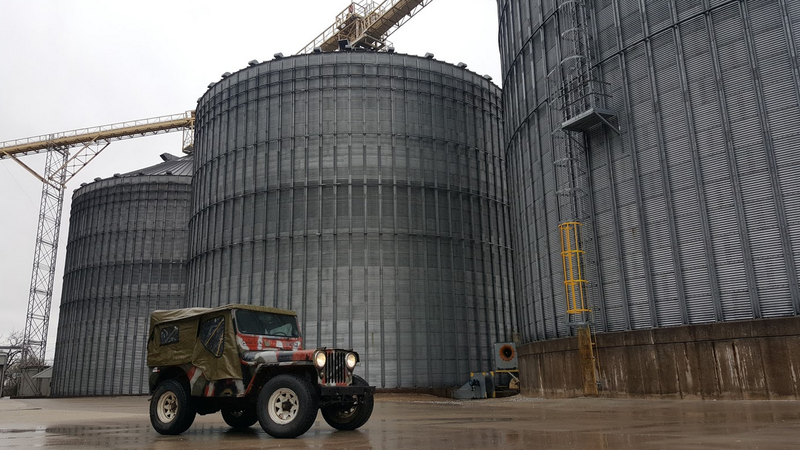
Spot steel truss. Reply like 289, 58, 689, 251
298, 0, 434, 54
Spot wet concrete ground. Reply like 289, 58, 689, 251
0, 394, 798, 449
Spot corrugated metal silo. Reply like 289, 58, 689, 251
188, 52, 514, 388
499, 0, 800, 341
51, 155, 192, 396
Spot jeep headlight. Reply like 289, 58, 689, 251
314, 351, 327, 369
345, 352, 357, 370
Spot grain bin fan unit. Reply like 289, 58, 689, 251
494, 342, 518, 370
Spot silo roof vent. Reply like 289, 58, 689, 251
160, 153, 180, 162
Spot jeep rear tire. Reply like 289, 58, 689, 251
256, 374, 318, 438
321, 375, 374, 431
222, 406, 258, 429
150, 379, 196, 435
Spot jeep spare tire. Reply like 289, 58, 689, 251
222, 406, 259, 429
321, 375, 374, 431
150, 379, 196, 435
257, 374, 319, 438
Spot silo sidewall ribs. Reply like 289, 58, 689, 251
188, 52, 515, 388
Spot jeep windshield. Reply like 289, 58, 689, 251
234, 309, 300, 338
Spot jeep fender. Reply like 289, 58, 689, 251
244, 362, 318, 397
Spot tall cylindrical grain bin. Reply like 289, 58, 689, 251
188, 52, 514, 388
50, 155, 192, 396
499, 0, 800, 398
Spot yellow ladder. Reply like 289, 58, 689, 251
559, 222, 590, 314
559, 221, 600, 395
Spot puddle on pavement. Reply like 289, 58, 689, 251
1, 398, 799, 450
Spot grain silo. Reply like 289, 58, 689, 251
187, 51, 515, 388
499, 0, 800, 398
51, 155, 192, 396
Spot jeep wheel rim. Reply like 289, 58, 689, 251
157, 391, 178, 423
268, 388, 299, 425
332, 404, 357, 420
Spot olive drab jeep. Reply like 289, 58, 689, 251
146, 304, 375, 438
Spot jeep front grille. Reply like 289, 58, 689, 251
325, 350, 347, 384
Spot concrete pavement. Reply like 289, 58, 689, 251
0, 394, 798, 449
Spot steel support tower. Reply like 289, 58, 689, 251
23, 148, 68, 367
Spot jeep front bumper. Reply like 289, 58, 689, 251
318, 385, 376, 406
319, 385, 376, 396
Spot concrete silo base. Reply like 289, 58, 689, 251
518, 317, 800, 400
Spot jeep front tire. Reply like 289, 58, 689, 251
256, 374, 318, 438
150, 379, 196, 435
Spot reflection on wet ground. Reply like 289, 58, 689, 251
1, 395, 799, 449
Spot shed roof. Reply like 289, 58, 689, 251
32, 367, 52, 379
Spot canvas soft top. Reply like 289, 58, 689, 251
147, 304, 297, 381
149, 304, 296, 329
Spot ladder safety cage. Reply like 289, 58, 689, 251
559, 222, 590, 315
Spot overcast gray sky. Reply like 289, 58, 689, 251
0, 0, 501, 361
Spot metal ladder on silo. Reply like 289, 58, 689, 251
559, 221, 600, 394
549, 0, 618, 396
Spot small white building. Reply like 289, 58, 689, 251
18, 366, 51, 397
